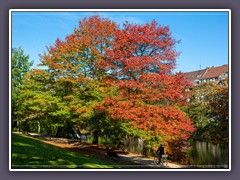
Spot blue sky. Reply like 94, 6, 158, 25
11, 11, 229, 73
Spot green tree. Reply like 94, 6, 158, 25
187, 82, 216, 128
17, 69, 71, 135
209, 78, 229, 119
39, 16, 119, 140
12, 47, 33, 131
186, 80, 229, 144
208, 78, 229, 143
12, 47, 33, 87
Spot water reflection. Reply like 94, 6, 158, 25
190, 141, 229, 167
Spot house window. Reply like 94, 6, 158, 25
223, 72, 228, 78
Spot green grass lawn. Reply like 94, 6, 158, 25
11, 133, 122, 169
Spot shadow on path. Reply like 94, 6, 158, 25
27, 133, 185, 168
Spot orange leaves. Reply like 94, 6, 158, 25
37, 15, 195, 142
98, 20, 194, 140
103, 20, 180, 83
39, 15, 118, 82
102, 95, 195, 141
76, 107, 89, 114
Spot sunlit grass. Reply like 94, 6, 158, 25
11, 133, 121, 169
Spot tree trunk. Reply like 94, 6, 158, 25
92, 131, 99, 144
37, 121, 41, 134
17, 121, 20, 132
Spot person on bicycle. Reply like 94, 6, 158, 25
156, 144, 164, 164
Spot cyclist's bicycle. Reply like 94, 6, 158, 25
153, 153, 168, 167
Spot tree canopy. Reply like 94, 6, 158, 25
13, 15, 199, 159
12, 47, 33, 87
186, 79, 229, 144
12, 47, 33, 130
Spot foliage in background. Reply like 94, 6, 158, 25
12, 47, 34, 87
186, 79, 229, 144
12, 47, 33, 131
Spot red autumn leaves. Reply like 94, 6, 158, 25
40, 15, 195, 142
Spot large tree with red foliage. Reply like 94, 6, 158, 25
37, 16, 195, 153
97, 21, 195, 148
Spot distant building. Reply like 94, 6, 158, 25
184, 65, 228, 85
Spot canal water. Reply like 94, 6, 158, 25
189, 141, 229, 168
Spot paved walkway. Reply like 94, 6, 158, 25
117, 153, 184, 168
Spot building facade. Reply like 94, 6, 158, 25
184, 65, 228, 85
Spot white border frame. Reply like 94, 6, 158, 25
9, 9, 231, 172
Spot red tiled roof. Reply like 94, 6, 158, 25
200, 65, 228, 79
184, 69, 207, 83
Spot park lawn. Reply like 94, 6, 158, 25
11, 133, 121, 169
